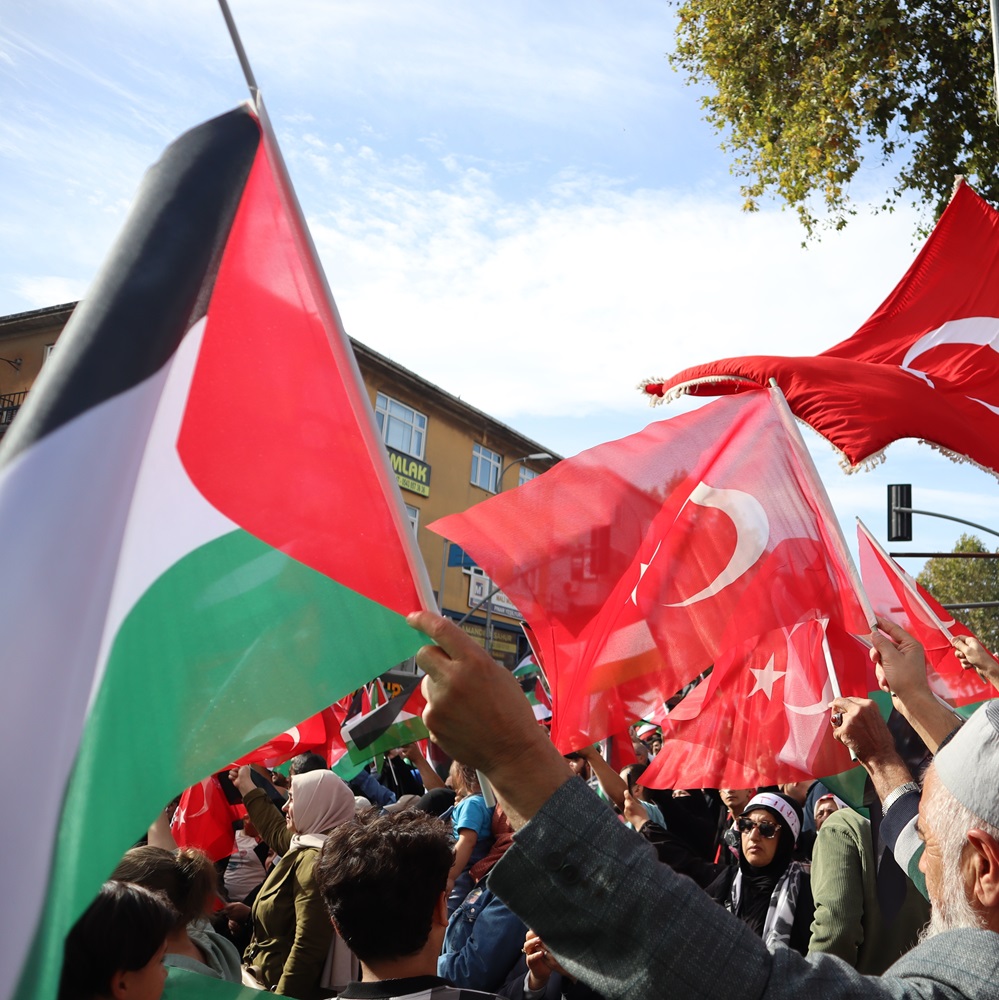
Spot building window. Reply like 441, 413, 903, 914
43, 343, 55, 363
518, 466, 538, 487
375, 393, 426, 459
471, 443, 502, 493
405, 504, 419, 535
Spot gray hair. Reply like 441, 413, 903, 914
921, 768, 999, 938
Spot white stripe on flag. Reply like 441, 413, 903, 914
95, 317, 236, 675
0, 368, 170, 996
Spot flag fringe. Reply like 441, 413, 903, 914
837, 439, 999, 481
637, 377, 672, 405
836, 447, 887, 475
636, 375, 761, 406
639, 380, 999, 484
919, 440, 999, 482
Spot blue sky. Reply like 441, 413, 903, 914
2, 0, 996, 567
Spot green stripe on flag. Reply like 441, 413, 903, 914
165, 967, 261, 1000
345, 715, 429, 765
19, 528, 425, 1000
331, 755, 369, 782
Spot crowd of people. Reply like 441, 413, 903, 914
59, 618, 999, 1000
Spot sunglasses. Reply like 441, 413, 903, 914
737, 816, 779, 839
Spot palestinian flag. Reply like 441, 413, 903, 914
341, 674, 430, 764
526, 677, 553, 721
3, 102, 434, 1000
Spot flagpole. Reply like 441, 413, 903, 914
820, 625, 856, 761
856, 517, 955, 639
819, 626, 844, 700
767, 379, 878, 632
217, 0, 259, 100
521, 622, 553, 699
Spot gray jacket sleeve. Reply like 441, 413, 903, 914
486, 777, 998, 1000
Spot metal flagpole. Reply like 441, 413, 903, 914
217, 0, 259, 100
819, 624, 856, 760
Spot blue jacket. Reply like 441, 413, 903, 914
439, 885, 527, 992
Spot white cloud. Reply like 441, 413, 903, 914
13, 275, 89, 309
290, 138, 921, 425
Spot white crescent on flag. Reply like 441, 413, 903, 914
900, 317, 999, 409
185, 778, 212, 821
900, 315, 999, 370
664, 482, 769, 608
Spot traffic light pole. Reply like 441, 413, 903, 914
891, 506, 999, 540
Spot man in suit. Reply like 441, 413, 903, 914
409, 609, 999, 1000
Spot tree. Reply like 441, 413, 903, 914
917, 534, 999, 651
671, 0, 999, 234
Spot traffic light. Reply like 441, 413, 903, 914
888, 484, 912, 542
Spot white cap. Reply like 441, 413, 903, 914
935, 700, 999, 828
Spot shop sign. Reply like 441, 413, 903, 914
461, 621, 520, 655
388, 446, 431, 497
468, 572, 524, 621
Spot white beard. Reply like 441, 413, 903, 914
920, 877, 981, 941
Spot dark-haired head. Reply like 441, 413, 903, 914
289, 752, 328, 776
111, 846, 217, 927
59, 881, 176, 1000
316, 809, 453, 964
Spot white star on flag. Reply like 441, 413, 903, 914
748, 653, 786, 700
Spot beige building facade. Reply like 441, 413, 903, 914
0, 303, 558, 669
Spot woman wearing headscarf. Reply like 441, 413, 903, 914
629, 789, 813, 954
229, 766, 357, 998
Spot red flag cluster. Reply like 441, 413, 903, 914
431, 387, 870, 787
857, 521, 995, 707
641, 181, 999, 478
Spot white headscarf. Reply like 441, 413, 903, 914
288, 770, 355, 851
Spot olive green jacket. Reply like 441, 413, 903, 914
243, 789, 332, 999
808, 808, 929, 974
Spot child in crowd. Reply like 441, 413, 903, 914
446, 761, 493, 914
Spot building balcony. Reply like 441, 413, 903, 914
0, 391, 26, 435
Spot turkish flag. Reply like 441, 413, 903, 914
857, 521, 995, 707
233, 703, 349, 770
641, 181, 999, 476
170, 775, 238, 862
429, 389, 869, 753
645, 619, 866, 789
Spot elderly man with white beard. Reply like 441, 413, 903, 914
407, 607, 999, 1000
